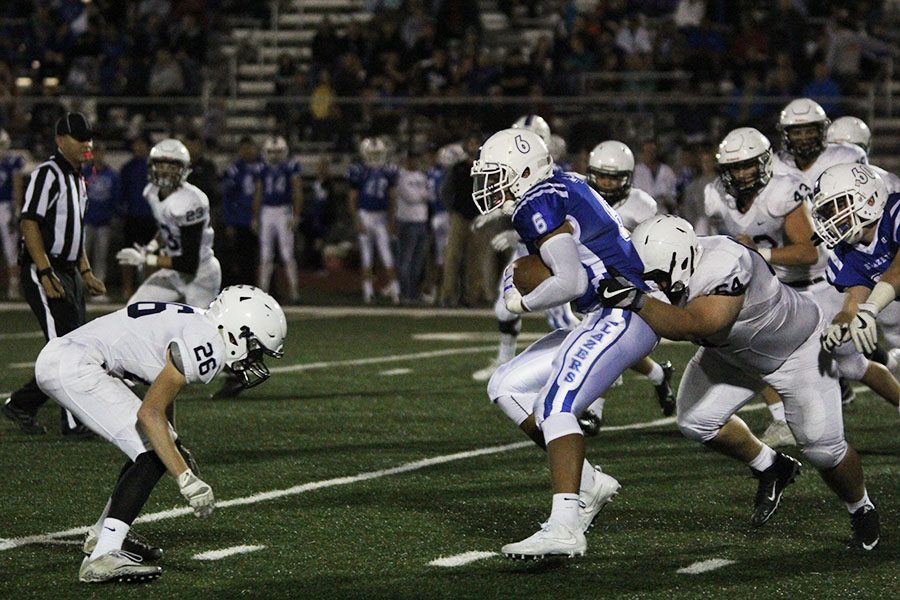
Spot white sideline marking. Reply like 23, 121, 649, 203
9, 361, 34, 369
413, 332, 544, 343
429, 551, 497, 567
677, 558, 736, 574
380, 368, 412, 376
0, 331, 43, 340
0, 404, 769, 553
193, 545, 266, 561
269, 345, 496, 374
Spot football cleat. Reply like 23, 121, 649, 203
579, 467, 620, 532
759, 420, 796, 448
501, 522, 586, 560
750, 452, 801, 527
654, 361, 676, 416
82, 528, 163, 562
2, 399, 46, 435
472, 359, 500, 382
850, 504, 880, 550
578, 410, 602, 436
79, 550, 162, 583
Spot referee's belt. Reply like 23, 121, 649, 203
784, 276, 825, 289
47, 257, 79, 272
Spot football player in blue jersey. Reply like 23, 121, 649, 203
815, 162, 900, 414
471, 128, 660, 559
347, 137, 400, 304
0, 129, 25, 298
257, 136, 302, 304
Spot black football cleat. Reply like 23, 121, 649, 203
62, 423, 95, 439
654, 361, 676, 417
578, 411, 602, 437
2, 400, 47, 435
750, 452, 801, 527
850, 505, 880, 550
83, 528, 163, 562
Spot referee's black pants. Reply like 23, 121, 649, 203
9, 261, 86, 427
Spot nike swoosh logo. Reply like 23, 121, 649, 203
602, 288, 629, 300
767, 487, 777, 502
104, 527, 116, 532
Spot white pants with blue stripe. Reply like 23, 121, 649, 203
488, 308, 658, 441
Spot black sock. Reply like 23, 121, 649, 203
106, 451, 167, 524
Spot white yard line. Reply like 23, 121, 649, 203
193, 545, 266, 561
428, 551, 497, 567
8, 361, 34, 369
380, 368, 412, 376
0, 331, 44, 340
269, 345, 496, 374
677, 559, 737, 574
413, 332, 545, 343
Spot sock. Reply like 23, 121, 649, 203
647, 362, 664, 385
92, 497, 113, 536
846, 491, 874, 514
89, 518, 129, 560
585, 397, 605, 419
749, 445, 777, 472
362, 280, 374, 299
549, 493, 581, 532
497, 333, 517, 364
768, 402, 786, 422
579, 460, 596, 492
869, 346, 888, 366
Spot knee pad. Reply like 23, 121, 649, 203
834, 351, 868, 381
498, 318, 521, 336
492, 394, 533, 427
801, 438, 848, 471
539, 412, 582, 444
676, 411, 718, 443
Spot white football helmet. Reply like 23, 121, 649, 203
587, 140, 635, 205
548, 134, 567, 163
437, 143, 466, 168
511, 114, 552, 145
263, 135, 289, 164
149, 138, 191, 192
812, 163, 887, 248
471, 128, 554, 215
631, 215, 702, 302
205, 285, 287, 388
777, 98, 830, 159
360, 137, 387, 167
826, 116, 871, 154
0, 129, 10, 152
715, 127, 773, 203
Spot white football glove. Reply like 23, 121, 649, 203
116, 246, 146, 267
502, 262, 527, 314
491, 230, 520, 252
178, 469, 215, 518
848, 303, 878, 355
821, 322, 848, 351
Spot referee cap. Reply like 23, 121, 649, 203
55, 112, 93, 142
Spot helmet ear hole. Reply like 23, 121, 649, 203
228, 332, 237, 346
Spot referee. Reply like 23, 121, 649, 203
1, 112, 106, 436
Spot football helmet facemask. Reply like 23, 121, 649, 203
587, 140, 635, 205
360, 137, 387, 167
812, 163, 887, 248
205, 285, 287, 388
471, 128, 554, 216
149, 138, 191, 192
263, 136, 289, 164
716, 127, 773, 205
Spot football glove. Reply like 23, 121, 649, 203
178, 469, 214, 518
596, 271, 646, 311
821, 322, 848, 351
116, 246, 145, 267
491, 230, 520, 252
502, 262, 528, 314
848, 304, 878, 355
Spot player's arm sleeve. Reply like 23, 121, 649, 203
170, 222, 203, 275
520, 231, 588, 311
19, 165, 56, 222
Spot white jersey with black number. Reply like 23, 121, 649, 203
687, 236, 821, 374
613, 187, 658, 231
703, 172, 815, 284
145, 182, 216, 265
65, 302, 225, 385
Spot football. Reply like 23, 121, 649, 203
511, 254, 552, 295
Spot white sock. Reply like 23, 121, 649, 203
497, 333, 517, 364
92, 497, 113, 536
749, 445, 777, 472
549, 493, 581, 532
646, 361, 664, 385
846, 490, 874, 514
362, 279, 374, 298
768, 402, 786, 422
579, 460, 596, 492
585, 397, 605, 419
89, 518, 129, 560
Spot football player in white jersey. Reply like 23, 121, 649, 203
471, 115, 580, 383
116, 139, 221, 308
34, 286, 287, 582
596, 216, 880, 550
577, 140, 677, 431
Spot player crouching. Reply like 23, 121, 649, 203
34, 286, 287, 583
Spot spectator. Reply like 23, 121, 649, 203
633, 139, 678, 214
220, 136, 261, 287
148, 49, 184, 96
311, 16, 341, 74
183, 131, 220, 228
395, 152, 431, 303
82, 141, 119, 300
802, 61, 841, 116
118, 134, 155, 300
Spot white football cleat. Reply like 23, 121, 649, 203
79, 550, 162, 584
759, 420, 796, 448
472, 359, 500, 382
501, 522, 586, 560
579, 468, 621, 532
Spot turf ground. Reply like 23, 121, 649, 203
0, 305, 897, 599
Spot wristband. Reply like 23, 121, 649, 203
146, 254, 159, 267
37, 267, 54, 280
758, 247, 772, 262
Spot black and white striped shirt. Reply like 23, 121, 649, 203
20, 153, 87, 263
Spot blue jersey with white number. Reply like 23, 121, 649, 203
827, 192, 900, 293
223, 159, 261, 227
511, 172, 648, 314
261, 159, 301, 207
348, 163, 398, 211
0, 155, 24, 203
83, 164, 120, 225
426, 166, 446, 214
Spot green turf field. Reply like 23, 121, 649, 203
0, 307, 896, 599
